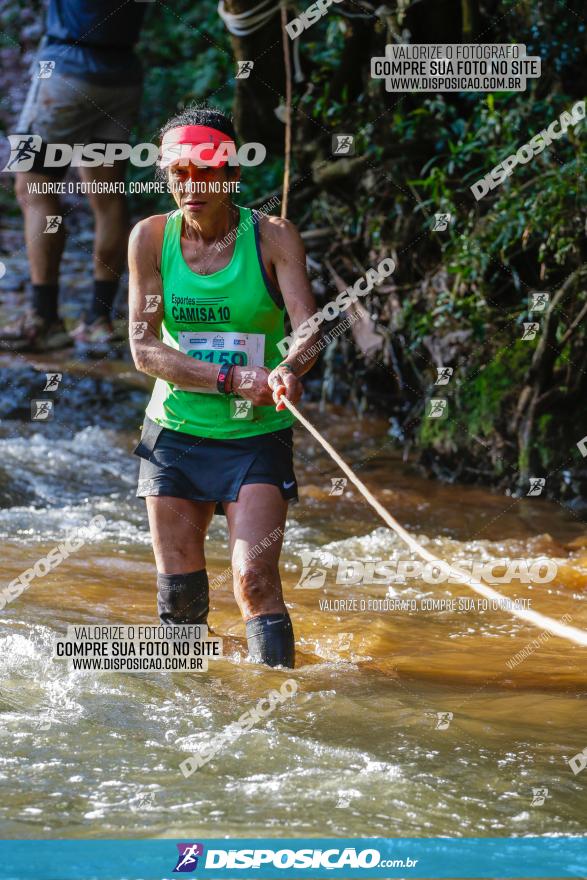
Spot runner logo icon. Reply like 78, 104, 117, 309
31, 399, 54, 421
173, 843, 204, 872
231, 399, 253, 419
38, 60, 56, 78
236, 60, 254, 78
144, 294, 161, 313
3, 134, 43, 172
294, 552, 334, 589
43, 373, 62, 392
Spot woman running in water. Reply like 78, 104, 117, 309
129, 105, 318, 667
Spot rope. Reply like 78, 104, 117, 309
292, 35, 304, 83
218, 0, 281, 36
281, 398, 587, 648
270, 0, 585, 651
218, 0, 376, 35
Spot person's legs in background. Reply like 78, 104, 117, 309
6, 167, 72, 349
70, 81, 142, 352
0, 73, 79, 350
70, 160, 130, 350
1, 71, 142, 353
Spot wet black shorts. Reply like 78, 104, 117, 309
133, 416, 298, 515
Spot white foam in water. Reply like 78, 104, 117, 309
0, 427, 146, 543
0, 625, 85, 725
293, 524, 558, 571
0, 426, 136, 505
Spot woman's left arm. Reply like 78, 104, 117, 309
261, 216, 320, 410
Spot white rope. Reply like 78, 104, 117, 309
217, 0, 375, 37
293, 36, 304, 82
282, 397, 587, 648
218, 0, 282, 36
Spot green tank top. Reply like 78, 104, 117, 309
145, 205, 294, 439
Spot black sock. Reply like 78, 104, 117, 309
88, 279, 118, 323
156, 569, 209, 625
246, 613, 295, 668
31, 283, 59, 324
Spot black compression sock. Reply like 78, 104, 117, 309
246, 613, 295, 668
32, 283, 59, 324
157, 569, 209, 625
88, 279, 118, 323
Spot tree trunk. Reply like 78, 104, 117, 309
330, 18, 375, 102
513, 266, 587, 490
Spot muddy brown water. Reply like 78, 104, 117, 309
0, 352, 586, 841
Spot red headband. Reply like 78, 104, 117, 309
159, 124, 236, 168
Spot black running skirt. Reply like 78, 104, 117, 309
133, 416, 298, 515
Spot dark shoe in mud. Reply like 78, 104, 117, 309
70, 315, 116, 358
0, 311, 73, 352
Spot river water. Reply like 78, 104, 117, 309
0, 354, 586, 841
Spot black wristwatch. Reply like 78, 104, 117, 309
216, 362, 233, 394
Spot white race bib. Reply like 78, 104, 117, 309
175, 331, 265, 393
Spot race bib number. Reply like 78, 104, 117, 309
176, 331, 265, 393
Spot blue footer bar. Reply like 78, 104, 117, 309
0, 838, 586, 879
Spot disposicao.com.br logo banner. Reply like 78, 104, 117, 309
1, 838, 587, 879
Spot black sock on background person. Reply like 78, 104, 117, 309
32, 283, 59, 324
157, 569, 209, 625
246, 613, 295, 668
88, 279, 119, 323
